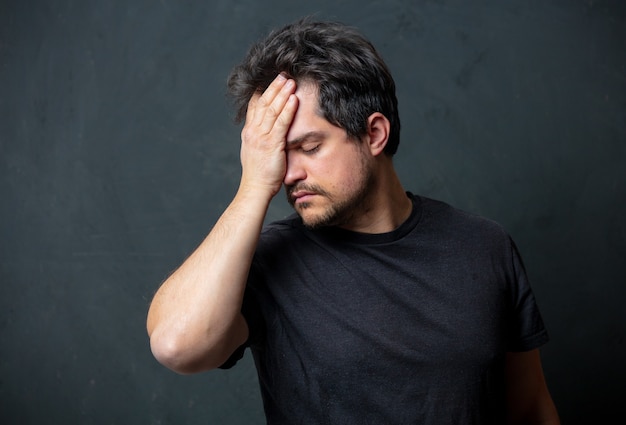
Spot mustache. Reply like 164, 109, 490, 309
285, 183, 330, 202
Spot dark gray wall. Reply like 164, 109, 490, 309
1, 0, 624, 424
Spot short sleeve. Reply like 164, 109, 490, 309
505, 237, 550, 352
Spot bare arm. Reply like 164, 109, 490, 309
505, 349, 560, 425
146, 74, 298, 374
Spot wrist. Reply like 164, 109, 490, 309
235, 180, 279, 206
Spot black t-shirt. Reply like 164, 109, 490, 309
223, 194, 549, 424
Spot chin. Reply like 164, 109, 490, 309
299, 209, 341, 229
295, 207, 325, 229
301, 218, 329, 230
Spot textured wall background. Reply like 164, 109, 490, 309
1, 1, 624, 423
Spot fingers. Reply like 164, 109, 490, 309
247, 74, 297, 135
244, 92, 260, 125
273, 93, 298, 136
239, 75, 298, 196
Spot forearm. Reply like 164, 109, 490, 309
509, 394, 560, 425
146, 185, 271, 373
147, 73, 297, 374
505, 350, 560, 425
507, 413, 560, 425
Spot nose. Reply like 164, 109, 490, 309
283, 150, 307, 186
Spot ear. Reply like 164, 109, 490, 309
365, 112, 390, 156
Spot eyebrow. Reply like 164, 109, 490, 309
286, 131, 327, 146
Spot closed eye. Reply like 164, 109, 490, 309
302, 145, 320, 154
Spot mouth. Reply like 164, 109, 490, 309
286, 183, 328, 207
290, 190, 317, 205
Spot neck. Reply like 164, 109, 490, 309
340, 159, 412, 234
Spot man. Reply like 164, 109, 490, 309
147, 18, 560, 424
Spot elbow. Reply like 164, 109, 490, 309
147, 313, 248, 374
149, 330, 225, 374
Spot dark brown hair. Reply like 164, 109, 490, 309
227, 18, 401, 155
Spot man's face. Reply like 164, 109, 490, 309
283, 83, 375, 229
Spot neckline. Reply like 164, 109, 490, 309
297, 192, 422, 245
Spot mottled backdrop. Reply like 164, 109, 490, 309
1, 0, 624, 424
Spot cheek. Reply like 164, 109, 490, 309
328, 155, 368, 192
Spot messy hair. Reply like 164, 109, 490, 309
227, 18, 401, 155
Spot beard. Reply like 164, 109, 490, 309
285, 159, 376, 229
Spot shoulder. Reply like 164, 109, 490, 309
255, 213, 305, 253
414, 194, 512, 247
417, 195, 504, 229
261, 213, 302, 237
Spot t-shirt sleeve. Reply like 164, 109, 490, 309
505, 236, 550, 352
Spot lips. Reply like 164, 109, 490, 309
287, 184, 327, 207
291, 190, 317, 204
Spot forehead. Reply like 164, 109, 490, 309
286, 82, 334, 142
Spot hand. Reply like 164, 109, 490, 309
239, 74, 298, 198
